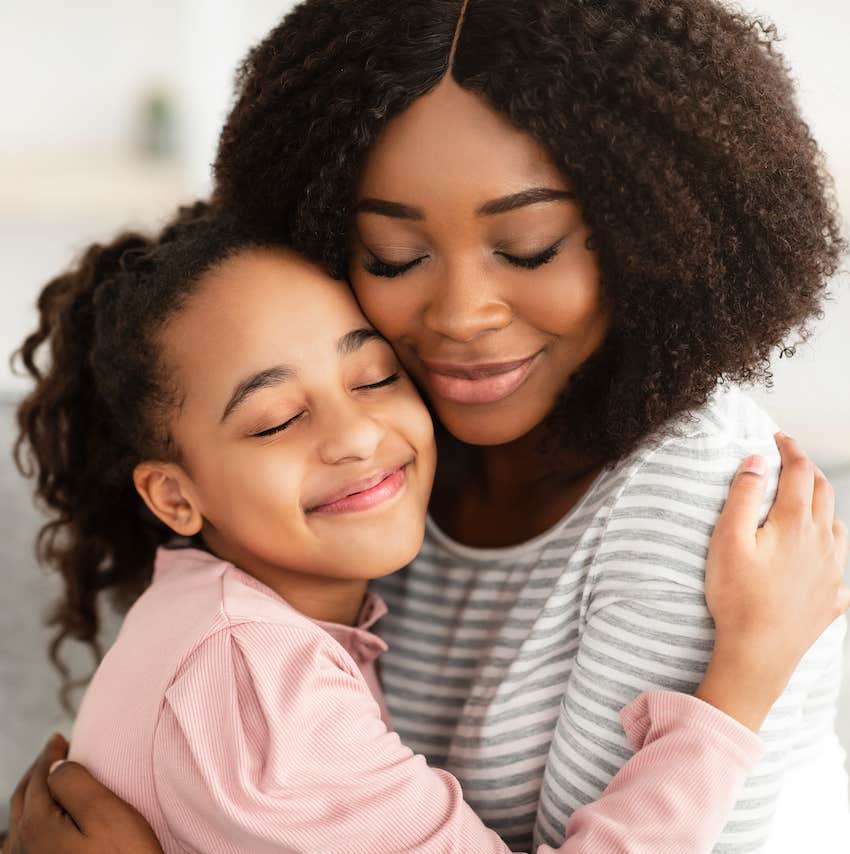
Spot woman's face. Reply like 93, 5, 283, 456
350, 79, 611, 447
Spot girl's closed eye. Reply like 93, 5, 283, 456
355, 372, 400, 391
250, 373, 400, 439
250, 411, 305, 439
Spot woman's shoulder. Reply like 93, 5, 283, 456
598, 386, 781, 547
614, 385, 781, 487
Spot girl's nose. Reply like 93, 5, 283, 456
422, 262, 511, 343
316, 402, 386, 465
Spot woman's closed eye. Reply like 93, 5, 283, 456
496, 238, 564, 270
362, 238, 565, 278
363, 253, 426, 279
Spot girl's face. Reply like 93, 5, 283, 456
350, 80, 611, 447
148, 247, 435, 583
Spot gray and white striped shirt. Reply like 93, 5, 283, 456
372, 386, 848, 852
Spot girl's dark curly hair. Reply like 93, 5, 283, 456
215, 0, 844, 461
13, 202, 267, 707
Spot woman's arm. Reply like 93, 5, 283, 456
4, 438, 846, 853
1, 733, 164, 854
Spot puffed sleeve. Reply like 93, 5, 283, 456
152, 620, 515, 853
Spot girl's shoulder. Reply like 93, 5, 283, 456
145, 547, 357, 690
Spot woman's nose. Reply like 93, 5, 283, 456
422, 262, 511, 343
316, 401, 386, 465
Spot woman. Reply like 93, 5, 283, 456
6, 1, 849, 851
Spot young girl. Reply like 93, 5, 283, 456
10, 201, 848, 853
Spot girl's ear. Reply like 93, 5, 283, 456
133, 461, 203, 537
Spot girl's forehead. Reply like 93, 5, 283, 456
165, 248, 368, 372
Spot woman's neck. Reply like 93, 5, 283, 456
430, 426, 605, 548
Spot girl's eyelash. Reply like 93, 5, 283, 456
363, 255, 425, 278
250, 374, 399, 439
497, 239, 563, 270
251, 412, 304, 439
356, 372, 400, 391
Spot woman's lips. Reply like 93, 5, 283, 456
307, 466, 407, 514
421, 353, 541, 405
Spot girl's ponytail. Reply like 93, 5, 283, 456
14, 232, 170, 709
13, 201, 259, 709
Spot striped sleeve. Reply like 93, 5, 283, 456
534, 432, 799, 852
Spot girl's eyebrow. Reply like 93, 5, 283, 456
220, 327, 383, 422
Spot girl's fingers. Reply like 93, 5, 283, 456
835, 584, 850, 617
812, 466, 836, 530
771, 433, 815, 521
716, 454, 769, 539
835, 518, 849, 569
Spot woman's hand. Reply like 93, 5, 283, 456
696, 432, 850, 731
2, 734, 163, 854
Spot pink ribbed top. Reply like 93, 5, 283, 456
69, 547, 763, 853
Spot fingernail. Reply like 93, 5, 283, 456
48, 732, 63, 746
49, 759, 66, 775
739, 455, 767, 476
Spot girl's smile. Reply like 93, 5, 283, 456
307, 463, 409, 514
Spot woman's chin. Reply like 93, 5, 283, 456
434, 402, 548, 448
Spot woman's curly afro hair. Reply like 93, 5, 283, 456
215, 0, 844, 463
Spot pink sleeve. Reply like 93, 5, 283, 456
153, 621, 516, 853
545, 690, 765, 853
153, 623, 762, 854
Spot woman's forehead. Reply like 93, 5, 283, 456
358, 78, 567, 203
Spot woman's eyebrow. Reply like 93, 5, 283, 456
476, 187, 575, 216
220, 327, 383, 422
355, 188, 574, 221
355, 198, 425, 220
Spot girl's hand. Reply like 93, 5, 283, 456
696, 433, 850, 732
2, 734, 163, 854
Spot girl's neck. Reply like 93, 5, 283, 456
199, 531, 369, 627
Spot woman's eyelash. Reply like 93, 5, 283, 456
363, 255, 425, 278
250, 374, 399, 438
364, 240, 563, 277
498, 239, 563, 270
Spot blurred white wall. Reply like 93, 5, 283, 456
0, 0, 848, 465
741, 0, 850, 467
0, 0, 296, 400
